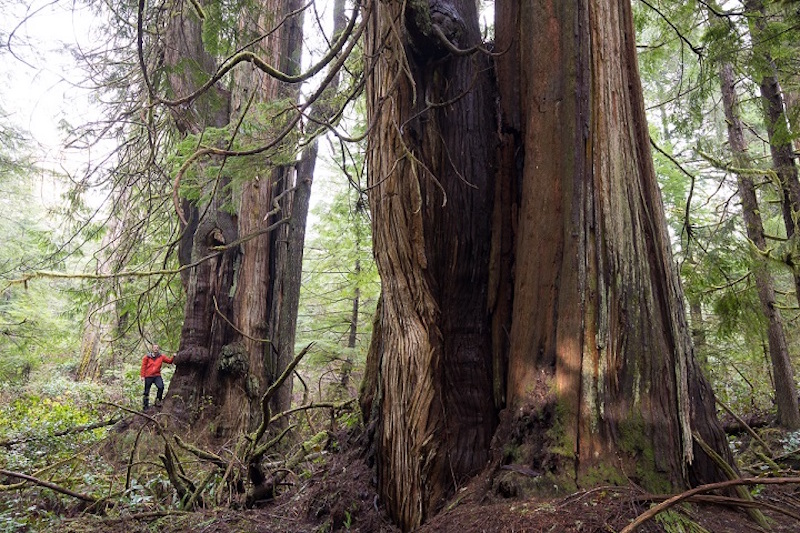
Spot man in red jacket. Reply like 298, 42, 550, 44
140, 344, 174, 410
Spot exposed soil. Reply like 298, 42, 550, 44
47, 426, 800, 533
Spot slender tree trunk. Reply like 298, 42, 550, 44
78, 195, 129, 381
745, 0, 800, 303
273, 137, 314, 415
341, 261, 360, 390
269, 0, 352, 416
687, 295, 707, 365
719, 61, 800, 429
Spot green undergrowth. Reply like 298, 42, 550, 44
0, 369, 123, 532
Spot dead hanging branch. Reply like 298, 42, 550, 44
249, 342, 315, 446
3, 217, 289, 290
0, 469, 97, 503
620, 477, 800, 533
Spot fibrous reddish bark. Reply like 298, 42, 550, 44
362, 1, 733, 529
363, 0, 497, 529
498, 0, 729, 489
163, 0, 307, 435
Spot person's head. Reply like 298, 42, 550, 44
152, 344, 160, 355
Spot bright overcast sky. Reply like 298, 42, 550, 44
3, 0, 100, 169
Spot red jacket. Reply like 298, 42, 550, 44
141, 353, 174, 378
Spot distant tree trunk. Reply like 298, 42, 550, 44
284, 0, 349, 400
77, 204, 126, 381
268, 0, 353, 415
361, 1, 733, 529
272, 135, 313, 415
745, 0, 800, 303
687, 295, 707, 365
719, 61, 800, 429
340, 262, 360, 390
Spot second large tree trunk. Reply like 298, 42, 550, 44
164, 0, 306, 435
499, 0, 730, 488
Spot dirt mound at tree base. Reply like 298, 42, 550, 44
41, 428, 800, 533
49, 483, 800, 533
418, 487, 800, 532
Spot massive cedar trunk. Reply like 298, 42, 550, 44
720, 61, 800, 429
363, 0, 497, 529
224, 0, 305, 432
499, 0, 729, 489
161, 0, 236, 426
362, 0, 733, 529
163, 0, 306, 434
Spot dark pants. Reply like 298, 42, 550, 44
143, 376, 164, 409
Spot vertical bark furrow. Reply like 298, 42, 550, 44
363, 1, 496, 528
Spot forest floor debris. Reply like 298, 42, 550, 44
31, 426, 800, 533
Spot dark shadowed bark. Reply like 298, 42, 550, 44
161, 0, 237, 428
719, 61, 800, 429
362, 0, 497, 529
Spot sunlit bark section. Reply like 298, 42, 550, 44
500, 0, 730, 488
